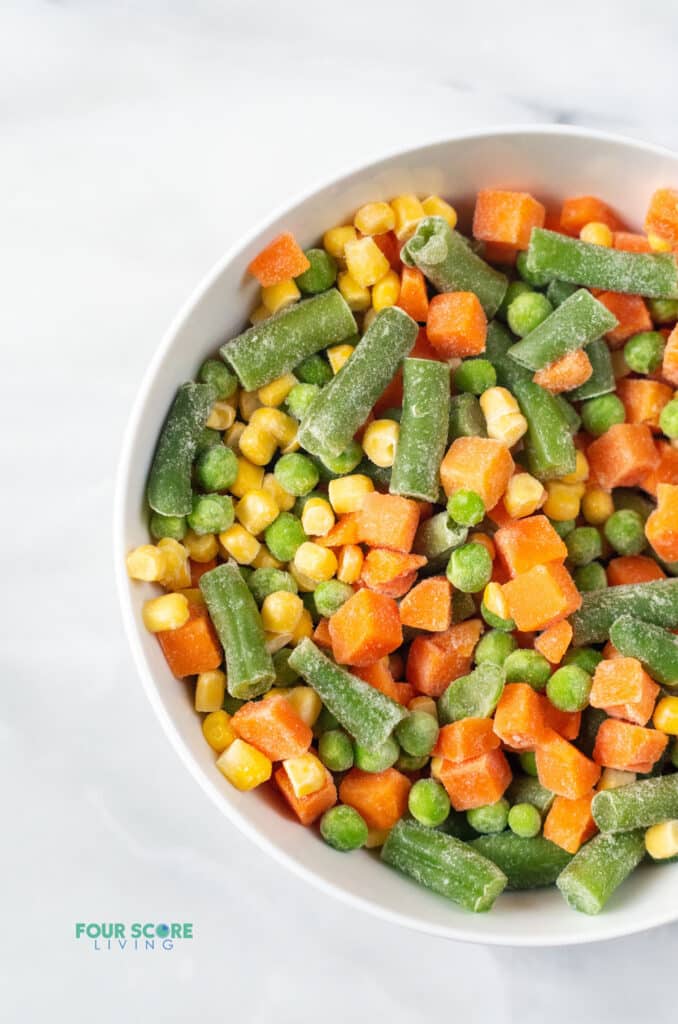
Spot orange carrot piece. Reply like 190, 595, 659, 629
157, 604, 222, 678
397, 266, 429, 322
493, 683, 548, 751
541, 702, 581, 741
482, 241, 518, 265
356, 491, 421, 553
315, 513, 360, 548
339, 768, 411, 830
312, 617, 333, 649
189, 558, 217, 587
536, 729, 601, 799
543, 793, 597, 854
641, 441, 678, 497
560, 195, 622, 236
502, 562, 581, 633
602, 640, 623, 661
354, 659, 414, 706
473, 189, 546, 249
275, 764, 337, 825
426, 292, 487, 358
360, 549, 426, 589
329, 589, 402, 667
362, 568, 418, 599
487, 497, 513, 529
433, 718, 500, 763
440, 436, 514, 509
534, 620, 573, 665
593, 719, 668, 772
438, 749, 512, 811
616, 378, 672, 431
645, 482, 678, 562
406, 619, 483, 697
410, 326, 441, 360
596, 291, 652, 348
645, 188, 678, 245
607, 556, 666, 586
533, 348, 592, 394
613, 231, 651, 253
589, 657, 659, 727
494, 514, 567, 578
232, 695, 312, 761
373, 231, 402, 271
661, 324, 678, 387
247, 232, 310, 287
586, 423, 660, 491
399, 576, 452, 632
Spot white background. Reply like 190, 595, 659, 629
4, 1, 678, 1020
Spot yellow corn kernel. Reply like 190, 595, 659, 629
206, 401, 236, 431
597, 767, 637, 791
422, 195, 458, 230
543, 480, 585, 521
175, 587, 204, 607
364, 828, 390, 849
265, 631, 295, 654
286, 685, 322, 726
230, 457, 265, 498
392, 193, 426, 240
293, 542, 338, 583
219, 524, 261, 565
503, 472, 547, 519
289, 563, 317, 593
142, 592, 190, 633
610, 349, 631, 379
224, 420, 246, 452
483, 581, 510, 622
249, 304, 270, 325
408, 695, 438, 719
249, 407, 297, 446
238, 426, 276, 466
560, 450, 589, 485
262, 472, 295, 513
183, 529, 219, 563
337, 544, 364, 584
157, 538, 191, 590
645, 820, 678, 859
195, 669, 226, 713
582, 487, 615, 526
430, 756, 444, 781
354, 201, 396, 236
328, 474, 374, 514
283, 752, 327, 798
480, 387, 528, 446
372, 269, 401, 312
234, 488, 279, 535
579, 221, 613, 247
202, 710, 236, 753
327, 344, 355, 375
323, 225, 358, 261
216, 738, 272, 790
344, 236, 390, 289
648, 231, 673, 253
126, 544, 168, 582
262, 687, 293, 701
290, 607, 314, 644
251, 545, 283, 570
338, 270, 371, 312
301, 496, 335, 537
261, 279, 300, 314
363, 418, 400, 468
239, 390, 262, 422
258, 373, 298, 408
362, 307, 379, 332
261, 591, 304, 633
654, 696, 678, 734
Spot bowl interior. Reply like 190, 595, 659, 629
116, 128, 678, 945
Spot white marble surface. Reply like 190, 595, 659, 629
4, 1, 678, 1019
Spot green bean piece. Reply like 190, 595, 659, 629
552, 393, 582, 434
527, 228, 678, 299
401, 216, 508, 318
221, 289, 356, 390
147, 382, 217, 516
516, 249, 552, 288
567, 338, 615, 401
198, 358, 238, 399
298, 307, 417, 459
355, 458, 392, 490
570, 578, 678, 646
508, 289, 617, 372
320, 805, 368, 851
486, 321, 576, 479
438, 664, 505, 724
247, 567, 298, 604
381, 819, 507, 912
506, 775, 555, 815
413, 512, 468, 573
579, 707, 608, 759
295, 248, 337, 295
471, 834, 572, 890
390, 358, 450, 502
609, 614, 678, 689
199, 563, 274, 699
556, 830, 646, 914
592, 774, 678, 833
546, 279, 579, 307
448, 392, 487, 441
288, 639, 407, 749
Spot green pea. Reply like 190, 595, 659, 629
408, 779, 450, 828
264, 512, 307, 562
295, 353, 332, 386
574, 561, 608, 592
395, 711, 439, 757
498, 279, 533, 320
453, 359, 497, 396
604, 509, 646, 556
466, 798, 510, 835
198, 358, 238, 399
317, 440, 363, 476
519, 751, 538, 777
187, 493, 234, 535
318, 730, 354, 772
549, 518, 576, 539
566, 526, 603, 567
474, 629, 517, 667
504, 649, 551, 691
660, 398, 678, 439
624, 331, 665, 374
396, 751, 430, 772
295, 248, 338, 295
149, 511, 187, 541
274, 452, 320, 497
313, 580, 354, 617
195, 444, 238, 492
285, 383, 320, 421
581, 394, 625, 437
546, 665, 592, 713
563, 647, 603, 674
516, 250, 552, 288
446, 542, 493, 594
480, 600, 516, 632
447, 489, 485, 528
508, 802, 542, 838
649, 298, 678, 325
507, 291, 553, 337
354, 735, 400, 773
320, 805, 368, 851
248, 567, 298, 604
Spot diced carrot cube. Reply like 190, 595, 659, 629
275, 764, 337, 825
560, 195, 623, 236
482, 241, 518, 265
534, 620, 573, 665
645, 482, 678, 562
440, 436, 514, 510
541, 702, 581, 741
360, 549, 426, 594
641, 441, 678, 497
312, 617, 333, 649
232, 695, 313, 761
338, 767, 411, 830
493, 683, 548, 750
354, 659, 414, 706
616, 378, 672, 431
427, 292, 487, 358
501, 563, 581, 632
247, 232, 310, 287
587, 423, 660, 491
329, 589, 402, 667
536, 729, 601, 799
645, 188, 678, 245
406, 619, 483, 697
189, 558, 217, 587
373, 231, 402, 271
493, 514, 567, 577
543, 793, 597, 854
433, 718, 500, 763
356, 492, 421, 553
589, 657, 660, 727
593, 718, 668, 772
399, 576, 452, 632
410, 325, 441, 360
596, 292, 652, 348
613, 231, 651, 253
315, 513, 360, 548
533, 348, 592, 394
397, 266, 429, 322
157, 604, 222, 678
607, 555, 665, 586
438, 749, 512, 811
473, 189, 545, 249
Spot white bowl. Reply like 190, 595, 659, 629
115, 126, 678, 946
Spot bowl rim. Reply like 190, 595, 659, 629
114, 123, 678, 946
